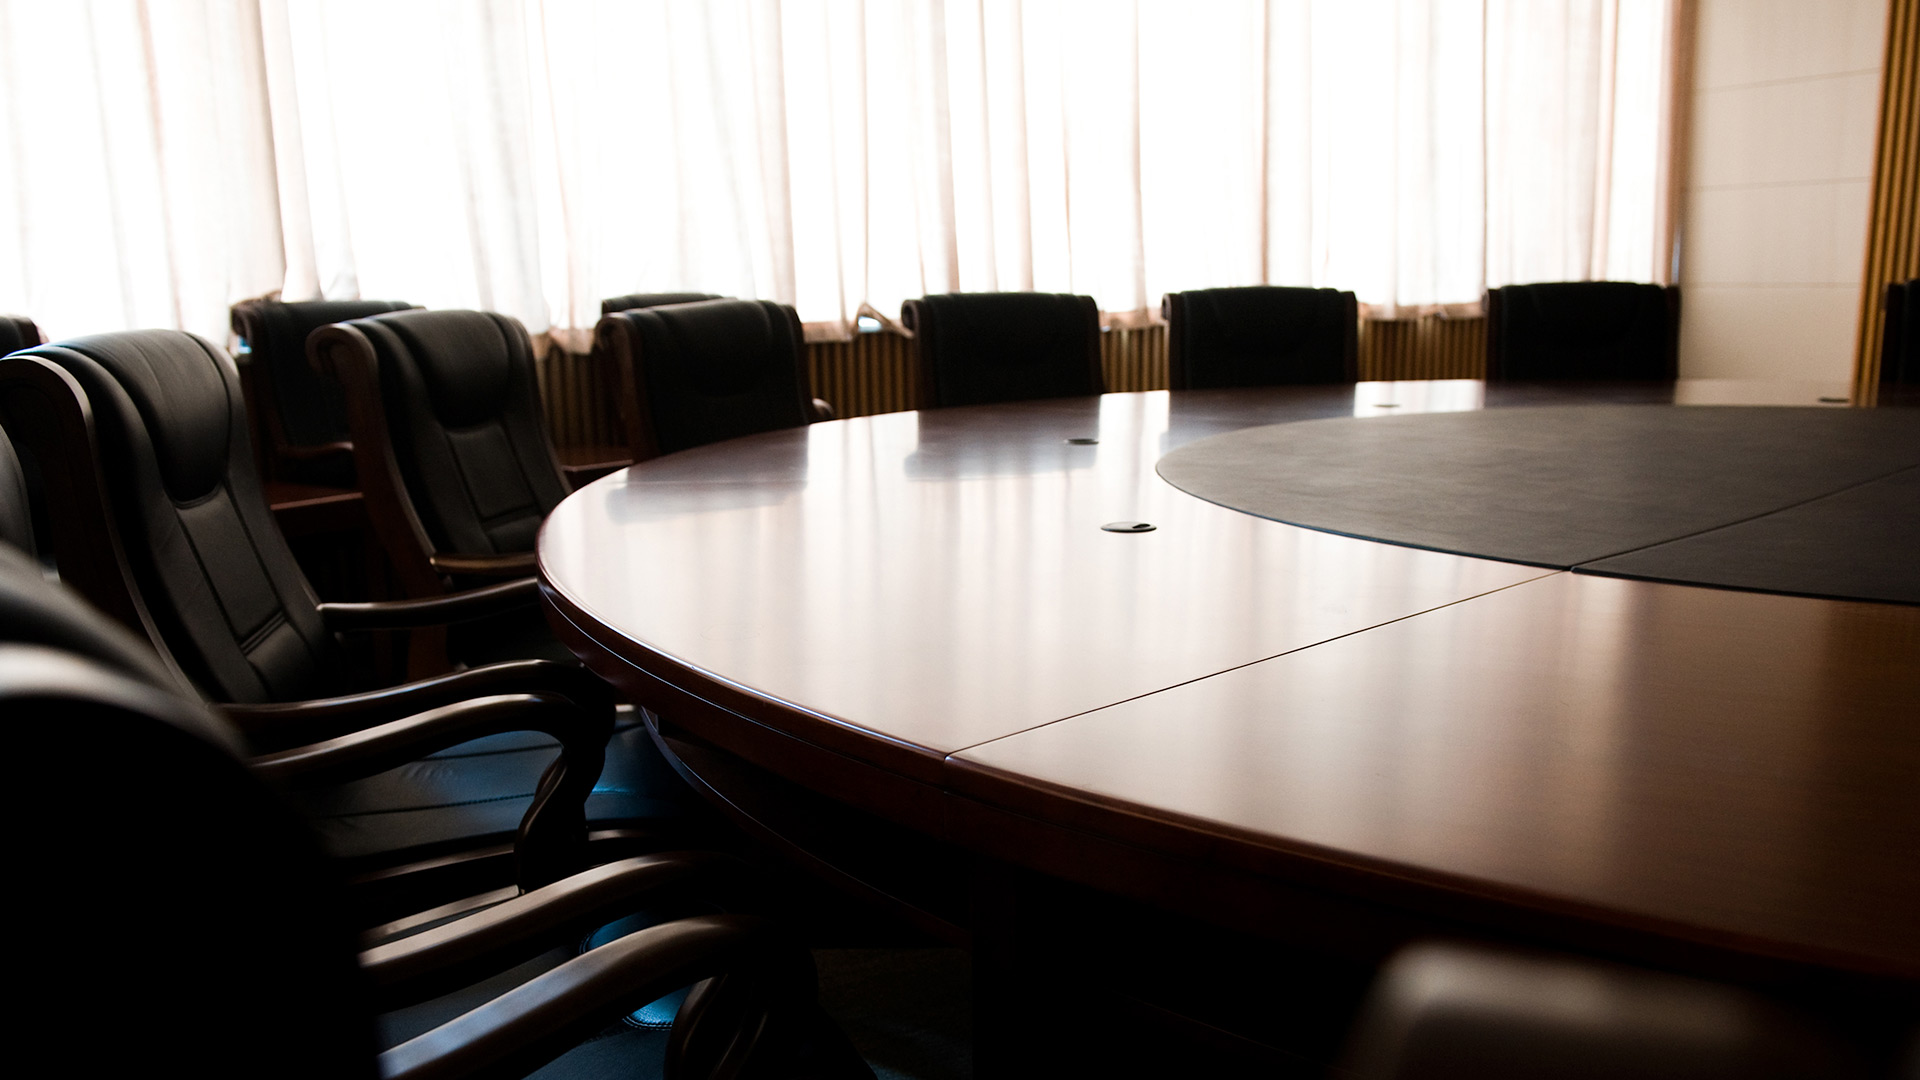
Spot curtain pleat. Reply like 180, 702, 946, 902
1, 0, 1676, 345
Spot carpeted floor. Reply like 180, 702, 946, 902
815, 948, 973, 1080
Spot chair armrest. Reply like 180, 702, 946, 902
316, 577, 540, 633
429, 551, 539, 578
222, 658, 614, 751
810, 397, 836, 422
250, 692, 607, 787
379, 914, 776, 1080
361, 852, 751, 1007
1341, 943, 1867, 1080
280, 440, 355, 462
252, 692, 610, 890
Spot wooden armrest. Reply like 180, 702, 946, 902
251, 693, 611, 890
279, 440, 355, 462
1341, 943, 1867, 1080
361, 852, 751, 1007
317, 577, 539, 632
250, 693, 606, 788
810, 397, 836, 422
429, 551, 539, 577
379, 914, 776, 1080
222, 658, 614, 751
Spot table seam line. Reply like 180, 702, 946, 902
943, 568, 1565, 760
1570, 460, 1920, 568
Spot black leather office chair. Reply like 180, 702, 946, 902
1882, 279, 1917, 386
597, 299, 832, 461
0, 331, 706, 915
1485, 282, 1680, 381
602, 291, 728, 316
1162, 286, 1358, 389
231, 297, 418, 486
310, 310, 563, 597
0, 425, 34, 556
2, 545, 866, 1078
1, 315, 41, 355
1342, 942, 1874, 1080
900, 292, 1104, 408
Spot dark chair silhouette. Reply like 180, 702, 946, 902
1485, 282, 1680, 381
602, 291, 727, 316
901, 292, 1104, 408
231, 298, 418, 487
1882, 279, 1917, 386
1, 315, 41, 355
1162, 286, 1359, 389
597, 298, 833, 461
310, 311, 566, 601
2, 546, 865, 1078
0, 425, 34, 555
0, 330, 705, 916
1342, 942, 1869, 1080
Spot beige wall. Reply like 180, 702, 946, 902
1680, 0, 1887, 379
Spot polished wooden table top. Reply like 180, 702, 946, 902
540, 380, 1919, 983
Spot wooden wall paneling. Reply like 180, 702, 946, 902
1358, 315, 1487, 381
806, 330, 916, 419
1100, 324, 1169, 392
1856, 0, 1920, 399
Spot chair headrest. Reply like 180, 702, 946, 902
37, 331, 235, 502
238, 299, 416, 368
616, 299, 799, 398
601, 291, 726, 316
356, 309, 530, 429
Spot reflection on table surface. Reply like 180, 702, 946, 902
540, 381, 1920, 980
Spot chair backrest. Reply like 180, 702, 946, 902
601, 291, 726, 316
2, 546, 377, 1077
0, 427, 35, 557
314, 309, 569, 564
900, 292, 1104, 408
1882, 279, 1917, 386
1162, 286, 1358, 389
1486, 282, 1680, 381
1, 315, 43, 355
1342, 942, 1865, 1080
230, 298, 417, 483
6, 331, 343, 703
597, 299, 814, 460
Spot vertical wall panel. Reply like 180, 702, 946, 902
1856, 0, 1920, 399
1358, 317, 1488, 380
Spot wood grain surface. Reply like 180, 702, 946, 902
540, 379, 1916, 983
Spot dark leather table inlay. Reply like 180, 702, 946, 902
541, 382, 1920, 985
1157, 406, 1920, 602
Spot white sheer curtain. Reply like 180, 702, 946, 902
0, 0, 1678, 345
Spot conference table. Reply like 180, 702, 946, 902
539, 378, 1918, 1064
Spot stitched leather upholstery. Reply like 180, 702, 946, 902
232, 298, 416, 453
21, 331, 338, 703
601, 291, 725, 316
901, 292, 1104, 408
1162, 286, 1358, 389
1882, 279, 1917, 385
0, 315, 42, 355
603, 299, 813, 457
1486, 282, 1680, 381
347, 309, 569, 555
